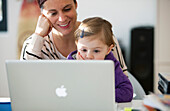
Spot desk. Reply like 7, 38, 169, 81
117, 100, 144, 111
0, 98, 143, 111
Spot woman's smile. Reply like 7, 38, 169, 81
58, 21, 70, 29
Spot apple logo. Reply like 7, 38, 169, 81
55, 85, 68, 97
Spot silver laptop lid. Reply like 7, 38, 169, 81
6, 60, 115, 111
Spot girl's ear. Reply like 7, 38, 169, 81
107, 44, 114, 54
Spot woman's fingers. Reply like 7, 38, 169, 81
35, 14, 52, 37
41, 14, 53, 28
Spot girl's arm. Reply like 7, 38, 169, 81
114, 59, 133, 103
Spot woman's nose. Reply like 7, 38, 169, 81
58, 13, 66, 22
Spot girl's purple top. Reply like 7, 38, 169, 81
67, 50, 133, 103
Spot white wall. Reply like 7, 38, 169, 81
0, 0, 156, 97
154, 0, 170, 93
0, 0, 22, 97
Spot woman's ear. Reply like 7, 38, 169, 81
107, 44, 114, 54
75, 40, 78, 45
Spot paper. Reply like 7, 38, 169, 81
0, 97, 11, 103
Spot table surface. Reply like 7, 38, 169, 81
117, 100, 144, 110
0, 97, 144, 111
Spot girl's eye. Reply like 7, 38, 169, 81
94, 50, 100, 53
82, 49, 87, 52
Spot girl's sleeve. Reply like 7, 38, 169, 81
114, 59, 133, 103
20, 33, 45, 60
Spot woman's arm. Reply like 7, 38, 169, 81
20, 14, 53, 60
20, 33, 45, 60
112, 36, 128, 76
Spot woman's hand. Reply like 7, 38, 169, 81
35, 14, 52, 37
76, 52, 85, 60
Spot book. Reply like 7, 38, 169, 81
158, 73, 170, 94
0, 98, 11, 111
143, 93, 170, 111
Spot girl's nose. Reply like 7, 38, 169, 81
86, 52, 94, 60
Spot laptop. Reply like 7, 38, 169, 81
6, 60, 116, 111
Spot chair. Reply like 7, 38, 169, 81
128, 72, 146, 100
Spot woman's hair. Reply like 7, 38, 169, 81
75, 17, 115, 47
37, 0, 77, 8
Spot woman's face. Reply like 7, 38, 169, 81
42, 0, 77, 36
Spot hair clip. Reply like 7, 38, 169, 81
80, 29, 84, 38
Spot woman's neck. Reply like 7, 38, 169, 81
52, 31, 75, 46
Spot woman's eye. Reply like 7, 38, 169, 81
64, 8, 71, 12
50, 12, 57, 16
94, 50, 100, 53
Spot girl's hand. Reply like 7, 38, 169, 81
76, 52, 85, 60
35, 14, 52, 37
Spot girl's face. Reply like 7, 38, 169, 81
42, 0, 77, 36
77, 34, 113, 60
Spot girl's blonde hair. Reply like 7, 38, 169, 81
75, 17, 115, 47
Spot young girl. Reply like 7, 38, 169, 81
67, 17, 133, 103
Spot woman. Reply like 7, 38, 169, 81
20, 0, 128, 75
